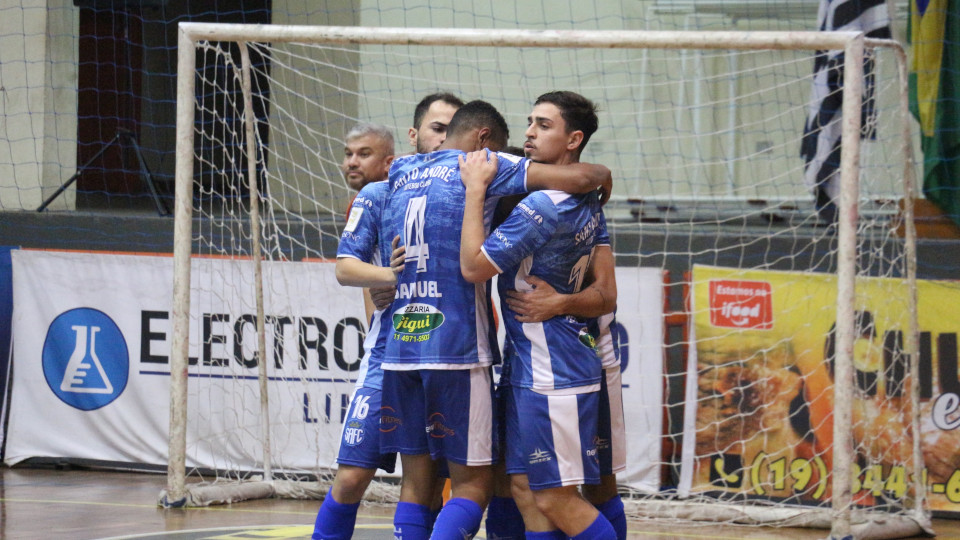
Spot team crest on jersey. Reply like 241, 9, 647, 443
344, 207, 363, 233
393, 303, 444, 334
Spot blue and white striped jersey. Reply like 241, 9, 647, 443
482, 189, 609, 393
381, 149, 530, 368
336, 180, 391, 390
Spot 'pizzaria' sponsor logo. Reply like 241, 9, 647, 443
393, 303, 445, 334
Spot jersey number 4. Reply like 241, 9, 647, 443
404, 196, 430, 273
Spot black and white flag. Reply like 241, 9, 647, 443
799, 0, 891, 222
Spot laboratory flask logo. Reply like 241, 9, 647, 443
42, 308, 129, 410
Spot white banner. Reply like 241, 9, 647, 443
613, 266, 665, 492
5, 250, 364, 473
5, 251, 663, 490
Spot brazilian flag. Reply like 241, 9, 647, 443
909, 0, 960, 225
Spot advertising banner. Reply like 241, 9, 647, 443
5, 250, 366, 472
612, 267, 665, 491
683, 264, 960, 512
5, 251, 665, 490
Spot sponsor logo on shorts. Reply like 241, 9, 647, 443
594, 435, 610, 451
529, 447, 553, 464
379, 406, 401, 433
393, 303, 444, 334
343, 420, 365, 446
577, 327, 598, 350
708, 279, 773, 330
425, 412, 455, 438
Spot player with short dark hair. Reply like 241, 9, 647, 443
458, 91, 619, 539
409, 92, 464, 154
514, 91, 628, 539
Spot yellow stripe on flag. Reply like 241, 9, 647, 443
911, 0, 947, 136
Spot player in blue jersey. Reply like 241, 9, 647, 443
362, 100, 611, 539
459, 91, 619, 539
506, 266, 627, 540
312, 124, 398, 540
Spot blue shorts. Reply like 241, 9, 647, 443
336, 386, 397, 473
380, 367, 498, 466
505, 387, 600, 490
494, 382, 512, 460
598, 366, 626, 476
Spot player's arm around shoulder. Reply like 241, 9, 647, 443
526, 161, 612, 204
459, 150, 501, 283
504, 240, 616, 323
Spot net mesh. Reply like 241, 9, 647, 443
169, 25, 928, 536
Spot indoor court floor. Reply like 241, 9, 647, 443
0, 466, 953, 539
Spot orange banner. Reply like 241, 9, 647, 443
689, 264, 960, 512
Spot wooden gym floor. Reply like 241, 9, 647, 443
0, 466, 953, 540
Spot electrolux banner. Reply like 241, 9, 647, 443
4, 250, 665, 491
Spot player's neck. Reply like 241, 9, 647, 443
546, 153, 578, 166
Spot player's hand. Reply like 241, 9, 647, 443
458, 150, 498, 190
504, 276, 565, 323
390, 235, 406, 274
369, 285, 396, 310
598, 169, 613, 206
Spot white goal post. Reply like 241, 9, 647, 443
164, 22, 929, 539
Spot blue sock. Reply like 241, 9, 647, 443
486, 496, 525, 540
525, 530, 566, 539
595, 495, 626, 540
569, 513, 616, 540
394, 501, 432, 540
311, 493, 359, 540
430, 497, 483, 539
431, 505, 442, 527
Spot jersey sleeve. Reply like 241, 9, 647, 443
481, 192, 559, 273
485, 151, 530, 198
337, 182, 386, 264
595, 208, 610, 246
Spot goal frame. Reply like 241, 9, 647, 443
166, 22, 925, 539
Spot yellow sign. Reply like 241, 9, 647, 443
690, 264, 960, 511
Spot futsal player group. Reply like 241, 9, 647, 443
313, 91, 627, 540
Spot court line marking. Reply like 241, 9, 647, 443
2, 498, 801, 539
0, 497, 391, 519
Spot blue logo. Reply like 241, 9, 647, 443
42, 308, 129, 411
343, 420, 365, 446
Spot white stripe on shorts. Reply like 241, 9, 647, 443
467, 366, 494, 465
524, 322, 556, 390
606, 366, 627, 474
548, 393, 586, 486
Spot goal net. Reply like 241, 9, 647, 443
164, 23, 930, 538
